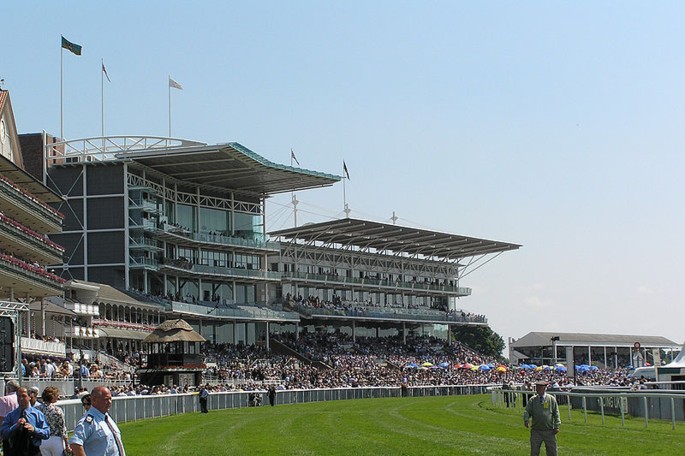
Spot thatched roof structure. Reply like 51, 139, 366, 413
143, 319, 206, 344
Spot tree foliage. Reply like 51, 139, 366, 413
452, 325, 505, 359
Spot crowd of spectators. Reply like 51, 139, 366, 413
193, 333, 644, 393
20, 354, 125, 382
284, 293, 486, 324
16, 333, 655, 401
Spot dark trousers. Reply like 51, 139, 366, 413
200, 397, 208, 413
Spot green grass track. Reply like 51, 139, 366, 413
120, 394, 685, 455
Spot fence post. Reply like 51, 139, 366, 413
620, 393, 625, 427
643, 396, 649, 428
599, 396, 605, 425
582, 396, 587, 424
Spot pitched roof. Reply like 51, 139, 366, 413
511, 331, 679, 348
143, 318, 206, 343
0, 90, 63, 203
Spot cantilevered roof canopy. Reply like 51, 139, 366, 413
0, 155, 63, 204
270, 218, 521, 261
118, 142, 340, 196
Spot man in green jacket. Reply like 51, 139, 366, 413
524, 381, 561, 456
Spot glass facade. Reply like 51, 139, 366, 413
176, 204, 195, 231
200, 250, 228, 267
234, 211, 262, 241
199, 207, 229, 235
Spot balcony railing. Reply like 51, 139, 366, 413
288, 302, 486, 324
60, 302, 99, 316
156, 224, 279, 252
0, 213, 64, 260
20, 337, 66, 357
169, 301, 299, 321
157, 258, 279, 281
0, 175, 63, 222
281, 272, 471, 296
45, 135, 205, 166
0, 253, 66, 286
129, 257, 158, 270
0, 181, 63, 233
128, 218, 157, 232
129, 237, 163, 251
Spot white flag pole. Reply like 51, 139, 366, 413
101, 59, 105, 140
168, 75, 172, 137
343, 163, 347, 216
291, 149, 298, 227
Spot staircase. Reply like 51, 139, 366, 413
270, 339, 330, 370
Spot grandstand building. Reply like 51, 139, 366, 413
269, 218, 520, 341
0, 85, 523, 368
17, 131, 521, 352
0, 89, 67, 370
32, 136, 337, 347
509, 331, 680, 369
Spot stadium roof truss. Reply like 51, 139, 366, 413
46, 137, 341, 197
270, 218, 521, 280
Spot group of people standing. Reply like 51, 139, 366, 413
0, 381, 125, 456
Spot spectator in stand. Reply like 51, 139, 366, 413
79, 363, 90, 379
59, 361, 73, 379
43, 360, 55, 380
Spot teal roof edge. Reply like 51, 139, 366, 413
227, 142, 343, 182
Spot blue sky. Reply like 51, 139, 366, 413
4, 2, 685, 352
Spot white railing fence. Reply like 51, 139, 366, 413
496, 388, 685, 430
57, 384, 490, 431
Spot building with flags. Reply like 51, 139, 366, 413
1, 87, 524, 381
22, 124, 522, 349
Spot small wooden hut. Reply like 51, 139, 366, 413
138, 319, 206, 387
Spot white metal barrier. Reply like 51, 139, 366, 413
58, 384, 493, 431
495, 387, 685, 430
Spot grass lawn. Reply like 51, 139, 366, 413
120, 394, 685, 455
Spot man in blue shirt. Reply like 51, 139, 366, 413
69, 386, 125, 456
0, 387, 49, 455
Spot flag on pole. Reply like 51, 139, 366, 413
61, 36, 82, 56
343, 161, 350, 179
102, 62, 111, 82
169, 77, 183, 90
291, 149, 300, 166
